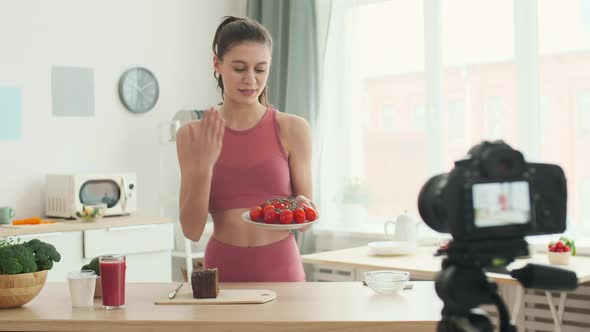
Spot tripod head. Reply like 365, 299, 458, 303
436, 238, 577, 332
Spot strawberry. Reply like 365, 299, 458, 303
547, 239, 572, 254
547, 236, 577, 255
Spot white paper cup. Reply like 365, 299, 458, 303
68, 270, 97, 307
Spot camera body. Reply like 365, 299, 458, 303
418, 140, 567, 241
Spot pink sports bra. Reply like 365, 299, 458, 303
208, 107, 293, 212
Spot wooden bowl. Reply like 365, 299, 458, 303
0, 270, 48, 309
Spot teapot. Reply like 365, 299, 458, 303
384, 212, 420, 243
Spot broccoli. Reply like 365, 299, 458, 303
0, 239, 61, 275
81, 257, 100, 276
0, 244, 37, 275
23, 239, 61, 271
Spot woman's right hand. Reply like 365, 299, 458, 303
176, 107, 225, 173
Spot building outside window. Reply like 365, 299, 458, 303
447, 100, 465, 142
381, 104, 394, 131
486, 96, 504, 140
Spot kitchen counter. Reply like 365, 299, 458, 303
0, 215, 172, 237
304, 246, 442, 280
302, 245, 590, 331
301, 245, 590, 284
0, 282, 441, 332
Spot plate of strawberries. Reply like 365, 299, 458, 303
242, 196, 319, 230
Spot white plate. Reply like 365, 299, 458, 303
241, 211, 318, 230
368, 241, 417, 256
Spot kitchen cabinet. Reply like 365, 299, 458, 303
1, 216, 173, 282
308, 231, 383, 282
83, 223, 174, 282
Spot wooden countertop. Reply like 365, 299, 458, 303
0, 216, 172, 237
302, 246, 590, 285
303, 246, 442, 280
0, 282, 441, 332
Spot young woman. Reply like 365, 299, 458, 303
175, 16, 315, 282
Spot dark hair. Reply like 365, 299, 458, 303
212, 16, 273, 106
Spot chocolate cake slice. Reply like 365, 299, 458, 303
191, 267, 219, 299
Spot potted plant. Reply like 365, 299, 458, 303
81, 257, 101, 297
0, 238, 61, 308
341, 177, 371, 225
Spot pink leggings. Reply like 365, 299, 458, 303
203, 233, 306, 282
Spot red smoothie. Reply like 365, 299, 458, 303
99, 255, 126, 309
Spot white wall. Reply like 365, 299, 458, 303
0, 0, 247, 219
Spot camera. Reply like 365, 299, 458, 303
417, 140, 576, 332
418, 140, 567, 241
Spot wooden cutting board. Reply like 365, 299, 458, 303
154, 289, 277, 305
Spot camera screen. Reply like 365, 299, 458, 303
472, 181, 531, 228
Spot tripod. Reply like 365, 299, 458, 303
435, 238, 577, 332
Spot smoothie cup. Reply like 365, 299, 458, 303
99, 254, 126, 310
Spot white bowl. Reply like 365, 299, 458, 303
547, 251, 571, 265
364, 270, 410, 294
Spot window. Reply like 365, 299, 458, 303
447, 100, 465, 141
415, 103, 426, 131
540, 95, 551, 145
442, 0, 513, 68
441, 0, 514, 163
580, 179, 590, 226
538, 0, 590, 228
316, 0, 590, 234
486, 96, 504, 139
331, 0, 425, 221
381, 105, 394, 131
577, 92, 590, 135
580, 179, 590, 230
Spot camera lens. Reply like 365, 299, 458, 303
417, 174, 449, 233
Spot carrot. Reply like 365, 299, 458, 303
11, 217, 42, 225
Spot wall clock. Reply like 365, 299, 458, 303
118, 67, 159, 113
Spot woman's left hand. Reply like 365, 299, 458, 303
295, 195, 318, 233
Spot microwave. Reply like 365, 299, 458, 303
45, 173, 137, 219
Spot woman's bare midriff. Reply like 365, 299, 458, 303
210, 208, 291, 247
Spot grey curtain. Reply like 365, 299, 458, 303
247, 0, 319, 128
247, 0, 320, 260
